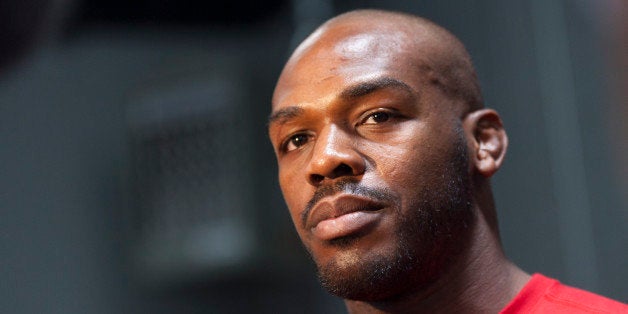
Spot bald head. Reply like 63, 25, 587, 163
274, 9, 484, 114
268, 9, 515, 308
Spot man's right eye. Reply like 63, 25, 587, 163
284, 134, 310, 152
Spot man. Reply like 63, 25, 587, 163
267, 9, 627, 313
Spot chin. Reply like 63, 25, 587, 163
317, 245, 416, 301
315, 202, 474, 301
315, 224, 468, 302
314, 225, 435, 302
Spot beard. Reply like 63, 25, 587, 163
314, 131, 475, 302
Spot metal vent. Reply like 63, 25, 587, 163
126, 70, 255, 285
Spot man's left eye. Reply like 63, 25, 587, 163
362, 111, 391, 125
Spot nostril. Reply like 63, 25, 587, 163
310, 174, 324, 184
333, 163, 353, 177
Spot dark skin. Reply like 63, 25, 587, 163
268, 10, 529, 313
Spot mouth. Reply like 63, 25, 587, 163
306, 194, 386, 241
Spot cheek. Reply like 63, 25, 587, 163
379, 148, 419, 184
372, 132, 431, 184
374, 132, 455, 192
278, 168, 309, 228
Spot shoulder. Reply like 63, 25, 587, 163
501, 273, 628, 313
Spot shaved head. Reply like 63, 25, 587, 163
274, 9, 484, 115
269, 8, 518, 311
270, 7, 484, 301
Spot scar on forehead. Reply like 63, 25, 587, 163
268, 106, 304, 126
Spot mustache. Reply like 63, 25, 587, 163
301, 179, 395, 228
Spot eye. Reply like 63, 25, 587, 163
361, 110, 392, 125
284, 133, 310, 152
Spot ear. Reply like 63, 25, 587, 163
462, 109, 508, 178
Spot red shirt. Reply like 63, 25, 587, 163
501, 273, 628, 313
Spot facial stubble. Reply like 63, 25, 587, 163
314, 131, 475, 302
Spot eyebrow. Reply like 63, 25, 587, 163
267, 77, 414, 126
267, 106, 305, 126
340, 77, 414, 99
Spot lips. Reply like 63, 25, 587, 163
306, 194, 386, 241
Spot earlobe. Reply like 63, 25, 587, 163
463, 109, 508, 178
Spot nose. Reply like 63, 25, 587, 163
306, 125, 366, 186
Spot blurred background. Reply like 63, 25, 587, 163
1, 0, 626, 313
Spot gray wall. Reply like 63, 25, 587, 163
1, 1, 625, 313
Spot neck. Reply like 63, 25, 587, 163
344, 202, 530, 314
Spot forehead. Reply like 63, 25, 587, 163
272, 24, 425, 110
